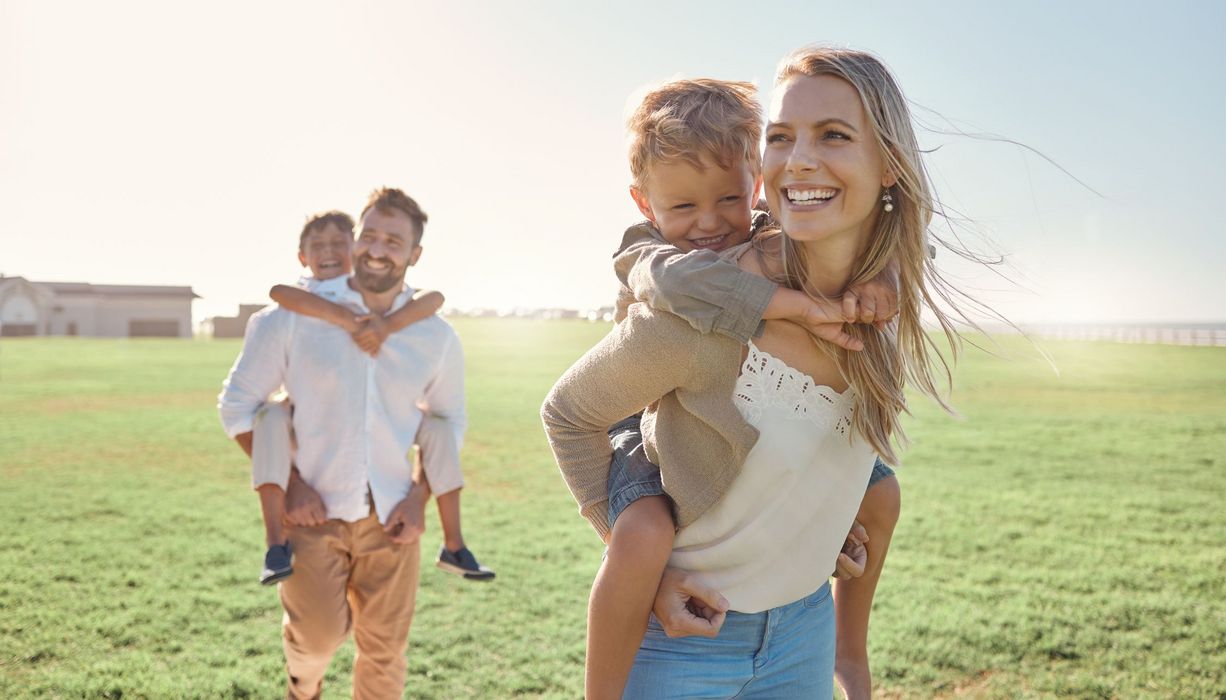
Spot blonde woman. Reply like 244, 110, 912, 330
544, 46, 975, 698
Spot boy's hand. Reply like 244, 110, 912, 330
651, 566, 730, 638
833, 520, 869, 579
351, 314, 390, 356
285, 468, 327, 526
383, 486, 427, 545
845, 271, 899, 330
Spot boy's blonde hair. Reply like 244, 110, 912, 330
627, 79, 762, 191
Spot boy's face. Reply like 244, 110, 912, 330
298, 223, 354, 280
630, 157, 761, 253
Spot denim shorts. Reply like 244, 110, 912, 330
607, 414, 668, 529
623, 581, 835, 699
868, 457, 895, 489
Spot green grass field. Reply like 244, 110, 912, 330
1, 321, 1223, 698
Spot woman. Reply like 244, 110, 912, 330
545, 46, 973, 698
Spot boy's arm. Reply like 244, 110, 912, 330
613, 222, 775, 343
270, 284, 361, 333
541, 307, 695, 540
614, 223, 867, 351
351, 289, 446, 357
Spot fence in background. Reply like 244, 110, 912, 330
1022, 324, 1226, 347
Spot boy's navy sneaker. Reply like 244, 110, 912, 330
260, 542, 293, 585
436, 545, 495, 581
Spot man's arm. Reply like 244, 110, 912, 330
418, 328, 467, 455
218, 309, 290, 440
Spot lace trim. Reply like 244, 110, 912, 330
734, 341, 852, 434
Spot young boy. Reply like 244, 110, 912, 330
246, 210, 494, 585
577, 79, 901, 699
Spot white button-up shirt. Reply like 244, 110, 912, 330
218, 276, 466, 524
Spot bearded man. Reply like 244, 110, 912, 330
219, 187, 465, 699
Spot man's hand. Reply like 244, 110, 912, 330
383, 487, 428, 545
834, 520, 869, 579
651, 567, 730, 638
351, 314, 390, 357
285, 468, 327, 526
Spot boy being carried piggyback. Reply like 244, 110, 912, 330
566, 79, 902, 699
238, 209, 494, 586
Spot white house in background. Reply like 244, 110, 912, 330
0, 275, 199, 338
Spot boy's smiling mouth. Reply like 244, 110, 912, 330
686, 233, 732, 250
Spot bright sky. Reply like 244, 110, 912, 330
2, 0, 1222, 324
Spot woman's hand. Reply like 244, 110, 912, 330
651, 567, 730, 638
834, 520, 869, 579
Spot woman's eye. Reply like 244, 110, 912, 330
824, 130, 850, 141
721, 195, 742, 203
766, 133, 790, 144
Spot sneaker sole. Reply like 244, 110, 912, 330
435, 560, 495, 581
260, 569, 293, 586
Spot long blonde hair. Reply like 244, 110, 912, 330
766, 46, 981, 464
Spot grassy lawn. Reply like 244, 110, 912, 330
0, 321, 1223, 698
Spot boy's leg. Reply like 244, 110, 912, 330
416, 415, 494, 580
586, 415, 675, 700
588, 495, 673, 700
252, 399, 294, 584
834, 461, 901, 700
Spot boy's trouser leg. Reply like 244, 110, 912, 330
349, 515, 421, 700
252, 399, 293, 490
416, 415, 463, 496
280, 520, 352, 700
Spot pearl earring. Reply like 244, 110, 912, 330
881, 190, 895, 212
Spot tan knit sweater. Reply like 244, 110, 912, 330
540, 303, 759, 540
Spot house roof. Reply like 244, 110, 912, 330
35, 281, 201, 300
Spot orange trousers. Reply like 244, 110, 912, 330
280, 512, 421, 700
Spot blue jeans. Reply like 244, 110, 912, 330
622, 581, 835, 699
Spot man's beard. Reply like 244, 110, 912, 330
354, 254, 407, 294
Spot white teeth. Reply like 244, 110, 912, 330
787, 188, 837, 203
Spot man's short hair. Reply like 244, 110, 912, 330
360, 187, 429, 244
299, 210, 355, 251
626, 79, 763, 191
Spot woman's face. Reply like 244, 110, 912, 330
763, 74, 893, 248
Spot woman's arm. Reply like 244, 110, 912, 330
269, 284, 360, 333
541, 306, 697, 540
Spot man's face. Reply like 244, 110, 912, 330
630, 156, 760, 253
353, 208, 422, 294
297, 223, 354, 280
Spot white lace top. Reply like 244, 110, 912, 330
669, 340, 876, 613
